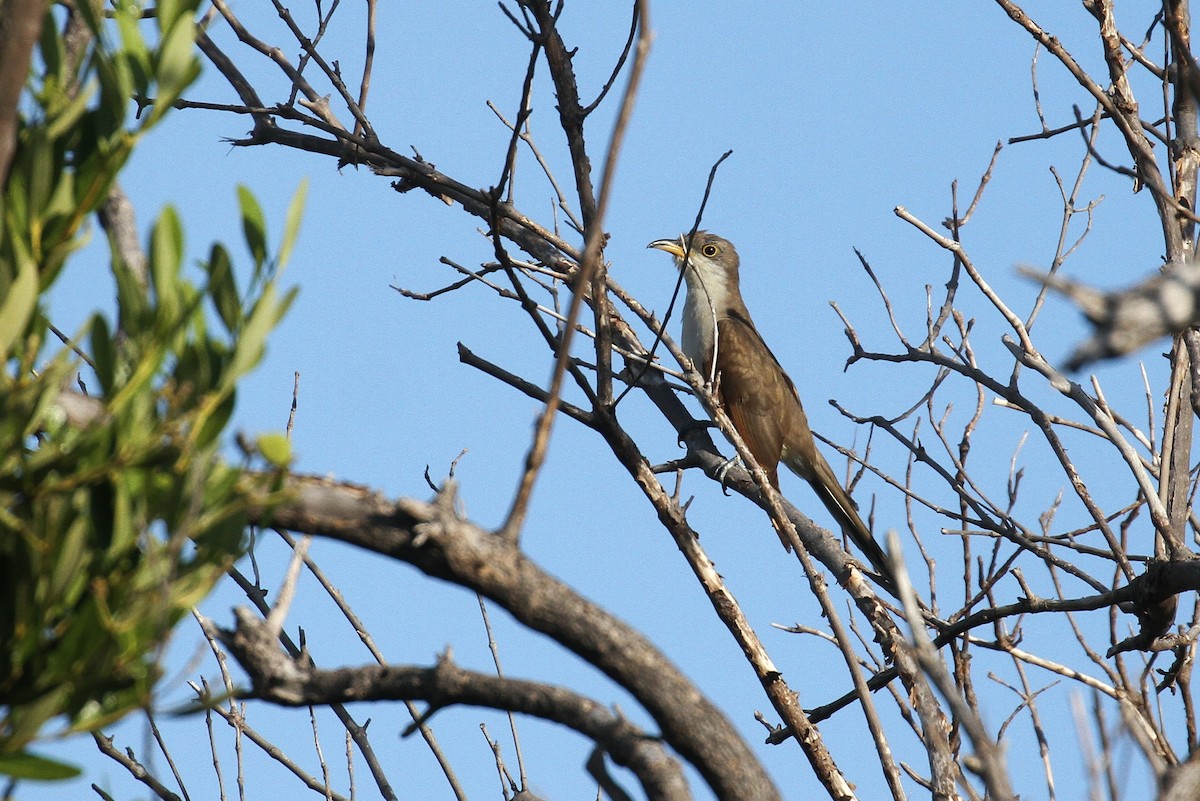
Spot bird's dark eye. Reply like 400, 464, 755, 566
701, 244, 719, 257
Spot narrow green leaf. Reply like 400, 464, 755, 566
0, 751, 82, 781
0, 246, 39, 358
89, 314, 116, 395
276, 285, 299, 324
26, 128, 52, 217
194, 391, 235, 450
205, 243, 241, 333
149, 206, 184, 326
147, 17, 199, 125
108, 474, 135, 556
277, 179, 309, 270
96, 44, 135, 128
154, 0, 184, 31
48, 513, 91, 601
44, 83, 94, 141
37, 6, 65, 81
113, 253, 149, 333
237, 186, 267, 273
113, 0, 150, 88
220, 284, 275, 389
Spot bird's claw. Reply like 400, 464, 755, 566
715, 455, 741, 496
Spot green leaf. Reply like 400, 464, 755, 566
154, 0, 184, 31
150, 206, 184, 325
90, 314, 116, 395
220, 285, 274, 390
148, 16, 199, 126
256, 432, 292, 468
113, 253, 149, 332
36, 6, 65, 81
237, 185, 267, 273
205, 243, 241, 333
26, 127, 53, 219
0, 751, 82, 781
44, 83, 94, 141
107, 474, 136, 556
48, 513, 91, 601
96, 47, 135, 130
277, 179, 309, 270
112, 0, 150, 95
194, 391, 235, 450
0, 0, 268, 758
0, 245, 39, 358
221, 284, 297, 392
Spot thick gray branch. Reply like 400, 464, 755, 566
251, 474, 782, 801
218, 608, 689, 801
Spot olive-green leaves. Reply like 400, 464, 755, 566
0, 0, 303, 777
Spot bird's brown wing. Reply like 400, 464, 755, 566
715, 313, 794, 487
722, 308, 805, 405
720, 312, 897, 592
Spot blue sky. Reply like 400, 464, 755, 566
28, 3, 1178, 799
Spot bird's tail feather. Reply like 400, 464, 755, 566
785, 451, 898, 597
812, 480, 898, 596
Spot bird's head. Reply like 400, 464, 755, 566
647, 231, 740, 288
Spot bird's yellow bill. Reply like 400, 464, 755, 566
647, 238, 686, 258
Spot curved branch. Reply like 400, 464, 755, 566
217, 608, 689, 801
249, 473, 781, 801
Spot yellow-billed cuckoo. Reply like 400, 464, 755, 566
648, 231, 894, 589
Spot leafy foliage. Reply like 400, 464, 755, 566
0, 0, 301, 769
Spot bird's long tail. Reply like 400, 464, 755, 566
786, 452, 899, 597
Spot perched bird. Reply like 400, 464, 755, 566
648, 231, 894, 590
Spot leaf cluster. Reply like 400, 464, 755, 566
0, 0, 301, 775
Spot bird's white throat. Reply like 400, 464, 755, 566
679, 256, 732, 380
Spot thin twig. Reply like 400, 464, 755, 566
498, 0, 651, 540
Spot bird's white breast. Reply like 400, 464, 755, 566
680, 260, 730, 379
